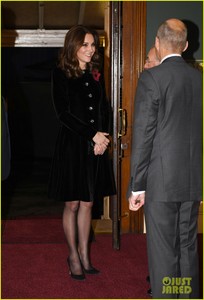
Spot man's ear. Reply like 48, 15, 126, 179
155, 36, 159, 51
182, 41, 188, 52
155, 36, 160, 60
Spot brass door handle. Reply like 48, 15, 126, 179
118, 108, 127, 138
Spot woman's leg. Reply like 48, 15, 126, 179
77, 201, 93, 269
63, 201, 83, 275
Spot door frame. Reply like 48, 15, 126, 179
109, 1, 122, 250
109, 1, 147, 246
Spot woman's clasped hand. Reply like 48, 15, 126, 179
93, 132, 110, 155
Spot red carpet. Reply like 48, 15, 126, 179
2, 218, 65, 244
2, 218, 150, 299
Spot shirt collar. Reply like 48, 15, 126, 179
161, 54, 181, 64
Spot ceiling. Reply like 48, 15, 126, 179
1, 1, 106, 30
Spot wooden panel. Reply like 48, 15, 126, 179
1, 1, 105, 30
121, 1, 146, 233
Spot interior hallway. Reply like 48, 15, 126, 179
2, 158, 64, 220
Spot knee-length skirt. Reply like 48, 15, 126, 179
48, 127, 116, 202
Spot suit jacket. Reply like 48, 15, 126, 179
128, 56, 202, 202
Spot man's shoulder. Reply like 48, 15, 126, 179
149, 57, 201, 76
185, 62, 202, 77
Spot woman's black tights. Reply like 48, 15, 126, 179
63, 201, 93, 275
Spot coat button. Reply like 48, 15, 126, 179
85, 82, 89, 86
90, 119, 95, 123
88, 106, 93, 110
88, 93, 93, 98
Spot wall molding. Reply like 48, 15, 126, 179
1, 29, 105, 48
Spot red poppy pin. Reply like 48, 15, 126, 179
92, 70, 101, 81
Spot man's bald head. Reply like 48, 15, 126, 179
155, 18, 188, 60
156, 18, 188, 53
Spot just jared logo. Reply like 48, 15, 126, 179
162, 277, 192, 295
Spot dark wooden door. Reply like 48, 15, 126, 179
120, 1, 147, 234
110, 2, 147, 249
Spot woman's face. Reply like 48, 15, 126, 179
77, 33, 96, 69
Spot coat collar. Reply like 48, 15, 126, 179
161, 55, 184, 64
161, 54, 181, 63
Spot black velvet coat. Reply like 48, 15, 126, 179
48, 67, 116, 202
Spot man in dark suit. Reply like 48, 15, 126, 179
128, 19, 202, 298
143, 45, 160, 297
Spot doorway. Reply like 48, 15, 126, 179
1, 1, 147, 244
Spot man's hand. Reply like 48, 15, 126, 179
128, 192, 145, 211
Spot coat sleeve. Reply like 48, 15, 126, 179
51, 67, 97, 140
130, 71, 160, 192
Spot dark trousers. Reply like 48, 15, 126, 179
144, 201, 200, 299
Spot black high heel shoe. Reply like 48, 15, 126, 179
67, 257, 85, 281
81, 262, 100, 275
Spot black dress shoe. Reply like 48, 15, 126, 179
146, 275, 150, 283
67, 257, 85, 281
147, 288, 152, 297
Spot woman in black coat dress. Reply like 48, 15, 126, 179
48, 25, 116, 280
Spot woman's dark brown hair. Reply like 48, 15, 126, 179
58, 25, 101, 78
